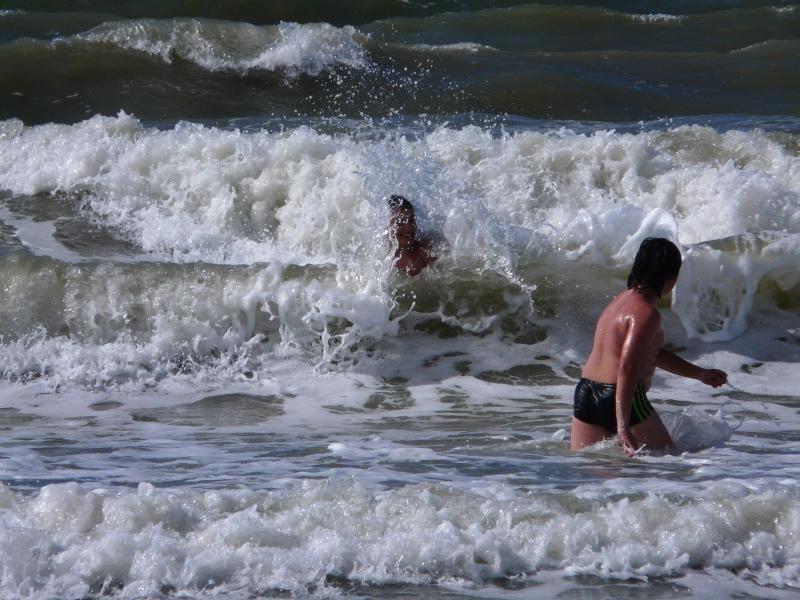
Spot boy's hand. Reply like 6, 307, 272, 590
618, 427, 639, 457
698, 368, 727, 388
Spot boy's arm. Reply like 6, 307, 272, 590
615, 312, 661, 456
420, 238, 438, 265
615, 367, 638, 457
657, 349, 727, 387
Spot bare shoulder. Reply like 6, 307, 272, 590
609, 290, 659, 330
598, 290, 661, 337
629, 297, 661, 332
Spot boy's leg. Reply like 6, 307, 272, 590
630, 411, 672, 450
570, 417, 613, 450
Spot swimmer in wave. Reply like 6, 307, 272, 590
571, 237, 728, 456
386, 195, 437, 277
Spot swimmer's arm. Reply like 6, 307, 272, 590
420, 238, 438, 261
656, 349, 702, 378
615, 312, 659, 456
615, 365, 638, 457
657, 349, 727, 387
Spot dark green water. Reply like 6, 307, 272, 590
1, 1, 798, 124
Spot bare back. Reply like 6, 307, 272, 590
581, 289, 663, 390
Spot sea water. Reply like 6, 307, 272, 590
0, 2, 799, 598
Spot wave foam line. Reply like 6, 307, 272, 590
1, 114, 799, 345
626, 13, 685, 23
0, 478, 798, 597
76, 19, 368, 76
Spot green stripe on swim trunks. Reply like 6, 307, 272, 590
632, 385, 643, 421
633, 385, 652, 421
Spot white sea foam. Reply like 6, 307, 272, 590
78, 19, 367, 76
663, 407, 737, 452
0, 478, 797, 597
674, 234, 800, 341
3, 116, 799, 259
0, 257, 399, 386
0, 114, 798, 367
627, 13, 685, 24
0, 117, 23, 139
410, 42, 497, 53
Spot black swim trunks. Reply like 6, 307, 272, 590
573, 378, 654, 433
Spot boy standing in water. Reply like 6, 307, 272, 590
387, 195, 437, 276
571, 237, 727, 456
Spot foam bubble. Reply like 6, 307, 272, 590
0, 118, 24, 140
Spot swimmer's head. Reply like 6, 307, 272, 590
627, 237, 682, 297
388, 194, 414, 212
388, 194, 417, 245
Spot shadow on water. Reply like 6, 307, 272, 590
3, 193, 141, 257
130, 393, 284, 427
558, 575, 693, 599
476, 363, 574, 386
316, 573, 701, 599
0, 406, 40, 428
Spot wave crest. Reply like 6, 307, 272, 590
77, 18, 368, 76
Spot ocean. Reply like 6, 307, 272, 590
1, 1, 799, 598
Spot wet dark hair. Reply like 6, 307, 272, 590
627, 237, 682, 297
388, 194, 414, 212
